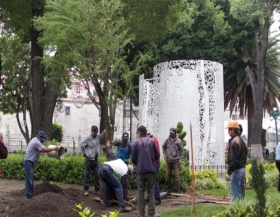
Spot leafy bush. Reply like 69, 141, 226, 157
73, 203, 119, 217
195, 177, 226, 190
212, 200, 257, 217
245, 162, 277, 189
52, 123, 63, 142
212, 195, 280, 217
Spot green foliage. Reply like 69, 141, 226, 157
212, 191, 280, 217
250, 160, 268, 217
176, 122, 187, 160
52, 123, 63, 142
73, 203, 95, 217
121, 0, 182, 42
161, 204, 226, 217
0, 154, 229, 191
73, 203, 119, 217
155, 0, 234, 67
212, 200, 257, 217
50, 139, 58, 145
0, 154, 25, 179
194, 170, 226, 190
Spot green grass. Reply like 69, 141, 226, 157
161, 204, 226, 217
161, 188, 279, 217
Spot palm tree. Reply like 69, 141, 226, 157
224, 33, 280, 145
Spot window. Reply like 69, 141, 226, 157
65, 106, 71, 115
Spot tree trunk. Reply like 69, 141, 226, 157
246, 17, 269, 158
247, 86, 254, 146
29, 18, 57, 140
250, 83, 264, 158
30, 25, 44, 138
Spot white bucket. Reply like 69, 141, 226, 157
47, 145, 65, 160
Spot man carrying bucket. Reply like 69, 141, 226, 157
23, 131, 59, 199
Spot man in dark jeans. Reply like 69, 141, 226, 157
162, 127, 184, 193
98, 141, 133, 213
80, 125, 105, 196
131, 125, 160, 217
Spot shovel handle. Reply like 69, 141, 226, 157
169, 193, 192, 199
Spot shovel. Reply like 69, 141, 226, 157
160, 192, 192, 199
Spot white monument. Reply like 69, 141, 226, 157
139, 60, 224, 166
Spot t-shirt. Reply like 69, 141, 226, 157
24, 137, 45, 163
115, 141, 132, 163
152, 137, 160, 162
104, 159, 128, 180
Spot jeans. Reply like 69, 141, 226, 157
98, 164, 125, 208
155, 161, 161, 202
84, 158, 100, 192
23, 160, 34, 199
137, 172, 156, 217
165, 161, 180, 191
230, 168, 245, 201
275, 160, 280, 191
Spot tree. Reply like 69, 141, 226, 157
230, 0, 280, 157
0, 34, 30, 143
34, 0, 145, 141
0, 0, 67, 142
224, 34, 280, 145
154, 0, 234, 67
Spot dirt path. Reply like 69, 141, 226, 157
0, 179, 195, 217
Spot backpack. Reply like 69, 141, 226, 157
0, 140, 8, 159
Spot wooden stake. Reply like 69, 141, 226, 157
190, 123, 196, 216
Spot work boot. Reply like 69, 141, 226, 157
155, 200, 161, 205
119, 206, 132, 213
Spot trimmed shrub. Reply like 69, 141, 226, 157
52, 123, 63, 142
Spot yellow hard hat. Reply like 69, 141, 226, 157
225, 120, 240, 129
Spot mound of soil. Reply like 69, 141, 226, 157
0, 179, 229, 217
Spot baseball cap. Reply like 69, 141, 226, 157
128, 165, 134, 173
137, 125, 147, 134
122, 132, 129, 140
170, 128, 176, 134
37, 130, 48, 142
91, 125, 98, 131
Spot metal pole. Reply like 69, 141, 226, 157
275, 118, 279, 146
190, 123, 196, 217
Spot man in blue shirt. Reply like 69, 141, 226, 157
114, 132, 132, 165
23, 131, 59, 199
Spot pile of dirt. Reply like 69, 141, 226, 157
0, 181, 140, 217
0, 179, 229, 217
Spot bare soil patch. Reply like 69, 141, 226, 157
0, 179, 229, 217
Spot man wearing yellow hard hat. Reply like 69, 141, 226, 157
226, 120, 248, 201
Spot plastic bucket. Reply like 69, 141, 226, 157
47, 145, 65, 160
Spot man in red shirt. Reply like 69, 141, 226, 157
147, 130, 161, 205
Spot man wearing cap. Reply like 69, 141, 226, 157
226, 120, 248, 201
80, 125, 105, 196
23, 131, 60, 199
162, 127, 184, 194
113, 132, 132, 165
98, 141, 132, 213
131, 125, 160, 217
